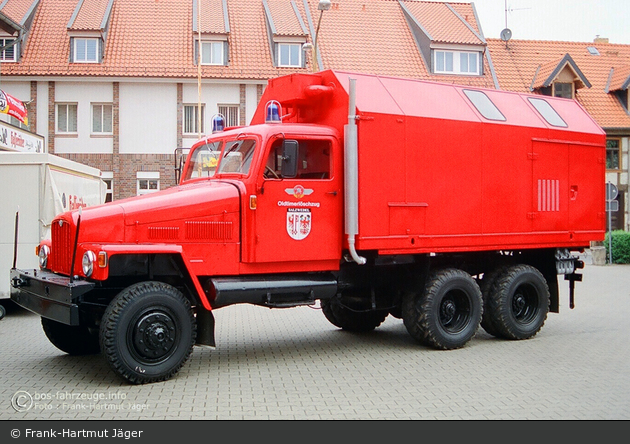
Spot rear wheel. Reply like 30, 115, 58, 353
487, 265, 549, 340
322, 296, 388, 332
41, 318, 100, 355
479, 267, 507, 338
100, 281, 196, 384
403, 268, 482, 350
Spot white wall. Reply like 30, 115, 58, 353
119, 82, 177, 155
53, 82, 113, 154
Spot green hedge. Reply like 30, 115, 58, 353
604, 230, 630, 264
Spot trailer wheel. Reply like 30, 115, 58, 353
321, 297, 388, 332
402, 269, 482, 350
100, 281, 196, 384
41, 318, 100, 355
479, 267, 507, 338
487, 265, 549, 340
0, 304, 5, 320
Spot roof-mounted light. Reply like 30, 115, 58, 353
265, 100, 282, 124
211, 113, 225, 133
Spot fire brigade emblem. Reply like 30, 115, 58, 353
286, 208, 311, 240
285, 185, 313, 199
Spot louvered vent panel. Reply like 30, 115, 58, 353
185, 221, 233, 240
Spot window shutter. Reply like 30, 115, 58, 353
274, 43, 278, 66
193, 39, 199, 65
69, 37, 74, 62
223, 41, 229, 66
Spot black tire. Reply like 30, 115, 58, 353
41, 318, 100, 355
479, 267, 507, 338
402, 268, 482, 350
322, 297, 388, 332
100, 281, 196, 384
0, 304, 5, 320
487, 265, 550, 340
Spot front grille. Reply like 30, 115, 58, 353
50, 220, 73, 275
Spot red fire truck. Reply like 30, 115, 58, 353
11, 70, 606, 384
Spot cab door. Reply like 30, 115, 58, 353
251, 137, 342, 264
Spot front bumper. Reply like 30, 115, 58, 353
10, 268, 95, 326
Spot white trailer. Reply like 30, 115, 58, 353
0, 153, 106, 305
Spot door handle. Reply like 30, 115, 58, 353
326, 191, 338, 196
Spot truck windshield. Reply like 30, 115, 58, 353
185, 141, 223, 179
183, 138, 257, 181
216, 139, 257, 175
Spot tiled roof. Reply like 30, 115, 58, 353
303, 0, 494, 86
0, 0, 37, 25
401, 0, 483, 45
196, 0, 228, 34
608, 65, 630, 92
0, 0, 496, 88
265, 0, 306, 36
68, 0, 111, 31
488, 38, 630, 129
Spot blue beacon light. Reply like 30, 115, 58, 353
265, 101, 282, 124
211, 114, 225, 133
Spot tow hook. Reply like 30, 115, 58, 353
11, 276, 26, 288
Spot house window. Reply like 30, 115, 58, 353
434, 50, 480, 75
92, 103, 113, 134
73, 38, 99, 63
0, 38, 16, 62
9, 116, 28, 130
101, 172, 114, 203
606, 139, 621, 171
137, 172, 159, 195
554, 82, 573, 99
184, 104, 205, 135
200, 41, 226, 65
218, 104, 239, 127
277, 43, 302, 67
56, 103, 78, 133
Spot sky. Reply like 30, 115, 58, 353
437, 0, 630, 44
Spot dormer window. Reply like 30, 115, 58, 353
530, 54, 591, 99
73, 37, 99, 63
553, 82, 573, 99
0, 37, 17, 62
277, 41, 302, 67
199, 39, 227, 65
66, 0, 114, 64
434, 50, 480, 75
263, 0, 308, 69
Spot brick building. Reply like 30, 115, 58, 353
0, 0, 628, 230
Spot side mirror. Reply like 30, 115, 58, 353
280, 140, 299, 178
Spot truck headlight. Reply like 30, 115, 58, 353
82, 250, 97, 277
38, 245, 50, 269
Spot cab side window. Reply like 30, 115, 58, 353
264, 139, 331, 179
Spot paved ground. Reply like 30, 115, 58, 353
1, 263, 629, 420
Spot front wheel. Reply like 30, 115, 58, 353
100, 282, 196, 384
402, 269, 482, 350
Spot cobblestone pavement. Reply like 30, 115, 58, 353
1, 264, 629, 420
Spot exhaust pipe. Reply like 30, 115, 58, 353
344, 78, 366, 265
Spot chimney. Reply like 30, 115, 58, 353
594, 36, 609, 44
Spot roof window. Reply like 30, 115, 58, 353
587, 46, 600, 56
463, 90, 505, 121
528, 98, 567, 128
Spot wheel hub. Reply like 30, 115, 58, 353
133, 312, 177, 361
441, 300, 457, 324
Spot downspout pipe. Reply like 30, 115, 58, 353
344, 78, 366, 265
